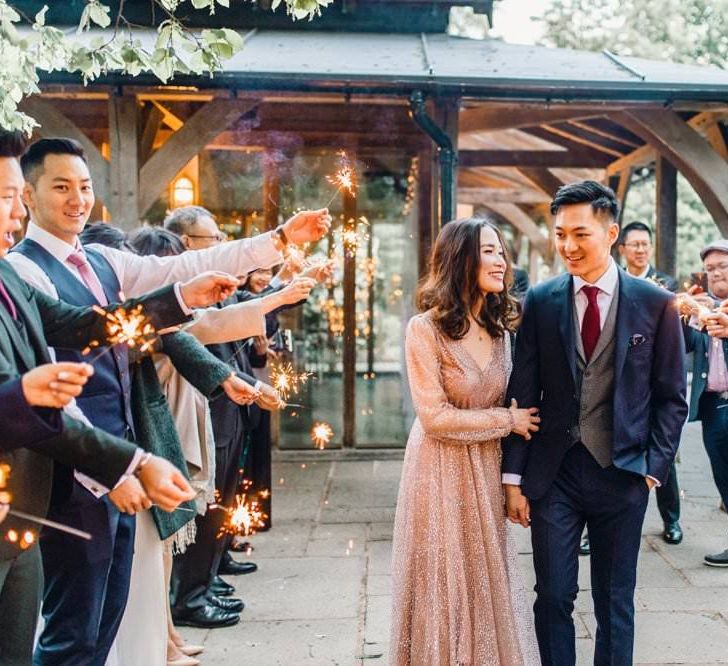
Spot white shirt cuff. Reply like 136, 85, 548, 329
502, 473, 523, 486
74, 472, 108, 498
112, 447, 146, 490
173, 281, 194, 316
647, 474, 661, 488
254, 380, 263, 391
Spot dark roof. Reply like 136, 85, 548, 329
45, 31, 728, 102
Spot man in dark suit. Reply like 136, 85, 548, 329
502, 181, 688, 666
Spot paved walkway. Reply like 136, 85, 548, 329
182, 422, 728, 665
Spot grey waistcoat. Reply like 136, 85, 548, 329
570, 287, 619, 468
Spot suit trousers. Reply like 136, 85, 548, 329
244, 410, 272, 528
655, 461, 681, 525
699, 392, 728, 508
530, 443, 649, 666
172, 405, 245, 611
34, 483, 135, 666
0, 545, 43, 666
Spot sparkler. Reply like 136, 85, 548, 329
324, 151, 357, 207
675, 293, 713, 323
82, 305, 158, 365
310, 421, 334, 450
269, 361, 311, 402
214, 492, 268, 538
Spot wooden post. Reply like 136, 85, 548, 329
342, 184, 357, 449
108, 95, 140, 230
263, 151, 280, 230
655, 157, 678, 276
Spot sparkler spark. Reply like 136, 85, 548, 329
675, 293, 713, 323
324, 151, 357, 207
269, 361, 311, 402
310, 422, 334, 450
216, 492, 268, 538
83, 305, 158, 362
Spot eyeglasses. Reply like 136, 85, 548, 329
704, 263, 728, 274
186, 233, 226, 242
623, 242, 652, 250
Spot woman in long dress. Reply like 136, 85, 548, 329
390, 218, 541, 665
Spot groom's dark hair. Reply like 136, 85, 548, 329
550, 180, 619, 223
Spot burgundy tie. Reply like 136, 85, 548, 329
581, 285, 601, 362
67, 249, 108, 306
0, 278, 17, 320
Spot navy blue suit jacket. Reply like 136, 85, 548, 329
502, 270, 688, 499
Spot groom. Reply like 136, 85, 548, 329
502, 181, 687, 666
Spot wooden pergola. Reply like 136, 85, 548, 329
15, 0, 728, 446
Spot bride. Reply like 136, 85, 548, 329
390, 218, 540, 665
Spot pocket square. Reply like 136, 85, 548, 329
628, 334, 646, 347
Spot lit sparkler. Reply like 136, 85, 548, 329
83, 305, 158, 364
310, 421, 334, 450
269, 361, 312, 402
675, 293, 713, 323
215, 492, 268, 538
324, 151, 357, 207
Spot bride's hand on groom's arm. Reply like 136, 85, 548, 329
508, 399, 540, 440
504, 485, 530, 528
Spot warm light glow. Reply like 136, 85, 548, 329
172, 176, 195, 208
311, 422, 334, 450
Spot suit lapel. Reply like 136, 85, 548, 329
554, 273, 577, 383
614, 271, 637, 380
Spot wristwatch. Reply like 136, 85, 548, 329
274, 225, 289, 247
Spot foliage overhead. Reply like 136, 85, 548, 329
0, 0, 333, 133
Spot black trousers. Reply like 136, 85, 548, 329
172, 404, 245, 610
655, 460, 681, 524
34, 484, 135, 666
244, 410, 272, 527
530, 443, 649, 666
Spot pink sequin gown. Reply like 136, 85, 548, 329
390, 313, 539, 666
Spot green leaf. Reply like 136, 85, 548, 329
191, 0, 212, 9
34, 6, 48, 27
88, 2, 111, 28
220, 28, 244, 51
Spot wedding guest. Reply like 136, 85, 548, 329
390, 217, 541, 665
681, 239, 728, 567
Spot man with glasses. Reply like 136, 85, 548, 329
684, 239, 728, 567
164, 205, 229, 250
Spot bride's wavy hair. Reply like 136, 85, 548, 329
416, 217, 520, 340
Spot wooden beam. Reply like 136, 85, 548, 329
485, 203, 551, 259
20, 96, 110, 204
612, 109, 728, 236
138, 99, 257, 217
139, 104, 164, 165
459, 150, 611, 168
517, 168, 565, 198
458, 187, 550, 205
108, 96, 139, 230
523, 125, 622, 159
570, 119, 641, 149
459, 106, 598, 133
606, 110, 728, 176
555, 121, 633, 154
706, 122, 728, 161
342, 187, 357, 449
655, 157, 678, 277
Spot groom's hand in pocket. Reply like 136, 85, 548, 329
504, 485, 531, 528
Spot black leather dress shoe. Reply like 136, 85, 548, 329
579, 534, 590, 556
704, 548, 728, 567
209, 575, 235, 597
172, 604, 240, 628
208, 594, 245, 613
663, 521, 683, 545
219, 559, 258, 576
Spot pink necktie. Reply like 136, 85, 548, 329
581, 285, 601, 362
0, 278, 17, 320
67, 249, 108, 306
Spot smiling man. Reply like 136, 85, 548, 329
501, 181, 688, 666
